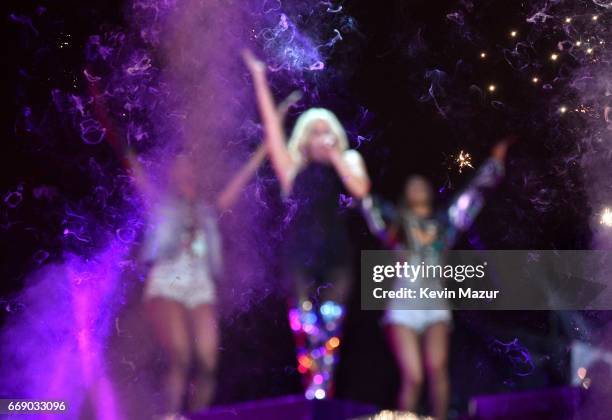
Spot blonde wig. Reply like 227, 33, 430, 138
287, 108, 349, 168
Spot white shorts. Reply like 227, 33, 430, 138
383, 309, 452, 334
144, 252, 216, 309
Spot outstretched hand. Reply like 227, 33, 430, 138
241, 49, 266, 75
491, 135, 517, 162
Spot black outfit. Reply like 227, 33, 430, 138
283, 163, 350, 283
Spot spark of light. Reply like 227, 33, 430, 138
575, 104, 596, 116
455, 150, 474, 173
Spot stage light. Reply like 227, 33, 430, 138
488, 84, 496, 92
559, 106, 567, 113
510, 30, 518, 38
298, 355, 312, 368
326, 336, 340, 350
532, 77, 539, 83
551, 53, 559, 61
600, 207, 612, 227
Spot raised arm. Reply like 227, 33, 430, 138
216, 145, 266, 211
216, 91, 302, 211
125, 150, 156, 201
87, 76, 156, 202
446, 136, 515, 244
242, 49, 298, 194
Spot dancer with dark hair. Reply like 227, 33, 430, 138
243, 50, 371, 399
362, 138, 513, 419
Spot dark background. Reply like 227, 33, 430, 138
2, 0, 610, 417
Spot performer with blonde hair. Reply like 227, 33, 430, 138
243, 50, 371, 399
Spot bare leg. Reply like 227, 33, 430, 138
422, 322, 450, 420
144, 297, 192, 414
188, 303, 219, 411
386, 324, 424, 412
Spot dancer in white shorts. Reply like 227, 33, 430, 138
133, 153, 222, 419
143, 194, 220, 308
134, 91, 302, 418
362, 138, 513, 419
